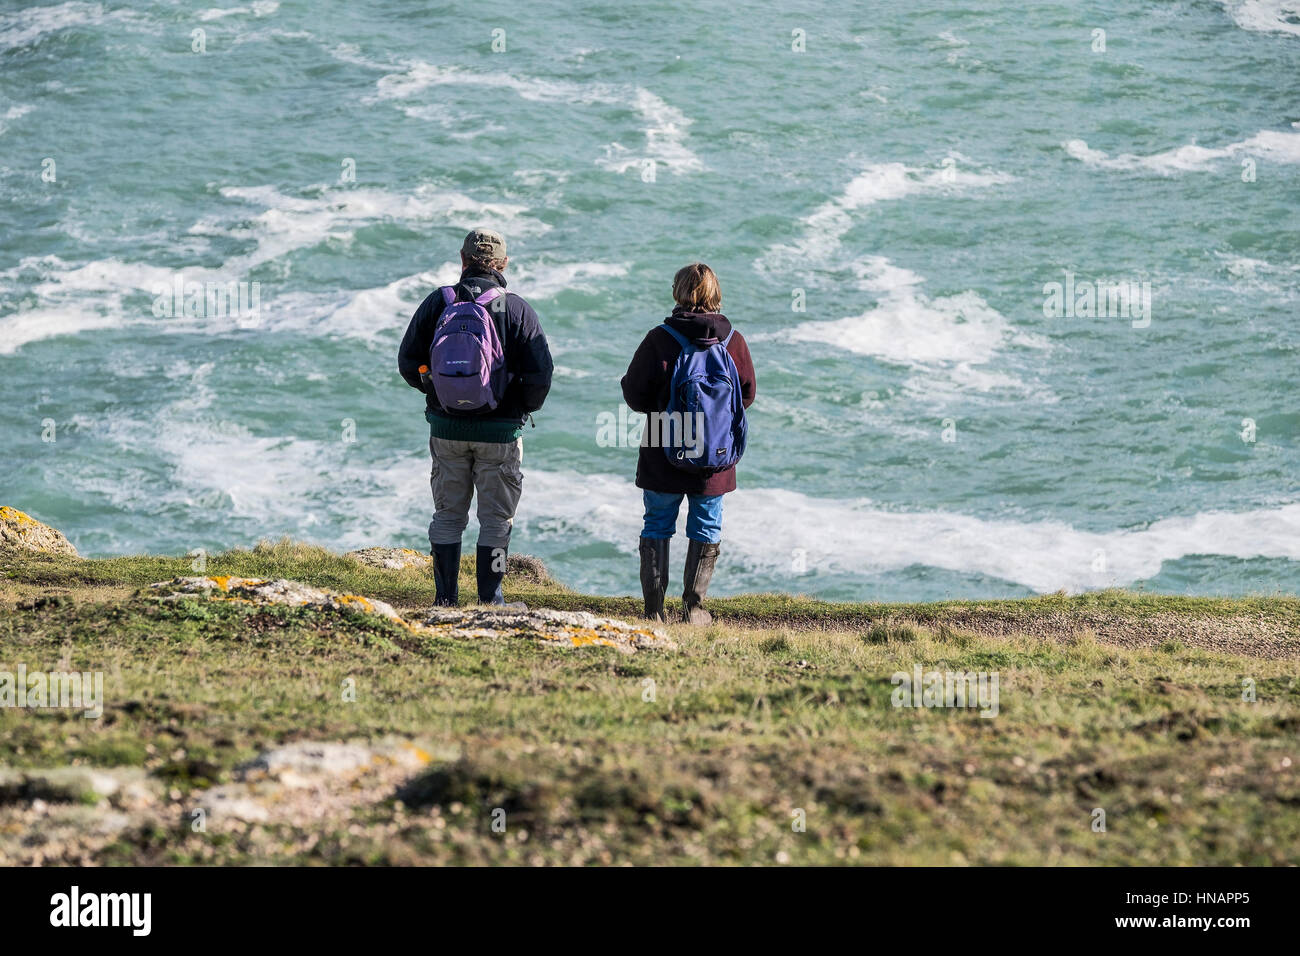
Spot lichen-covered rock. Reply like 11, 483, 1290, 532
343, 547, 432, 571
197, 738, 437, 825
150, 576, 407, 623
0, 507, 78, 557
423, 606, 675, 654
0, 767, 155, 807
237, 739, 431, 781
150, 576, 673, 654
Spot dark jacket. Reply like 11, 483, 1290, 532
398, 266, 553, 442
620, 308, 756, 496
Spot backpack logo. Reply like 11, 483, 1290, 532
427, 286, 508, 415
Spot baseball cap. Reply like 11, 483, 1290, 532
461, 228, 506, 260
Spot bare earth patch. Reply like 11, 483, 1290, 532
932, 609, 1300, 660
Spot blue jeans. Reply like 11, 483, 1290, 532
641, 490, 723, 543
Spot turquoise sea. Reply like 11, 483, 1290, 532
2, 0, 1298, 600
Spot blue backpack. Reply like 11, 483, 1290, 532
658, 323, 748, 473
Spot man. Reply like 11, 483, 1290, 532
398, 228, 553, 605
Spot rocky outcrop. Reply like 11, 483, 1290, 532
424, 606, 675, 654
0, 507, 78, 558
151, 576, 410, 623
150, 577, 674, 654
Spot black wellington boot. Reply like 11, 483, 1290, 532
476, 544, 507, 605
638, 537, 670, 622
682, 539, 720, 625
431, 542, 461, 607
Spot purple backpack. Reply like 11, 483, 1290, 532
426, 285, 508, 413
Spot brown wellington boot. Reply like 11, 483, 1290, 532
682, 539, 720, 625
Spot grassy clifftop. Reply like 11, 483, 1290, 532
1, 540, 1297, 865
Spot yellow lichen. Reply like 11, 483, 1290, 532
336, 594, 373, 612
569, 634, 616, 648
0, 507, 36, 527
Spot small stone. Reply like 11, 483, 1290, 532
198, 787, 271, 823
12, 768, 123, 804
237, 739, 432, 782
238, 742, 379, 780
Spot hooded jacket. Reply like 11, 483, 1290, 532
620, 308, 757, 496
398, 266, 553, 442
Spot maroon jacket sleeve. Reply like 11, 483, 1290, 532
621, 329, 671, 413
727, 331, 756, 409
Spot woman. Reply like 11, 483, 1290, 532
620, 263, 757, 624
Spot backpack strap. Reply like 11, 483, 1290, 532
721, 329, 735, 347
440, 285, 504, 307
658, 323, 693, 352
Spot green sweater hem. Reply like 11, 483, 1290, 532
426, 409, 523, 443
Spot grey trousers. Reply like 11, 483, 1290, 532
428, 436, 524, 550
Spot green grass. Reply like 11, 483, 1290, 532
1, 541, 1297, 865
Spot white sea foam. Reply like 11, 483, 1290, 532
370, 61, 703, 174
0, 304, 125, 355
507, 260, 629, 300
0, 255, 177, 354
325, 42, 397, 72
1217, 0, 1300, 37
519, 471, 1300, 594
252, 258, 627, 340
400, 103, 504, 139
370, 61, 623, 105
0, 1, 107, 51
197, 1, 277, 20
595, 88, 704, 174
201, 183, 546, 272
61, 401, 1300, 590
0, 103, 34, 135
756, 158, 1012, 275
1, 179, 557, 352
74, 382, 427, 549
2, 241, 627, 353
780, 256, 1042, 373
1211, 252, 1300, 301
757, 162, 1034, 391
1064, 123, 1300, 174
